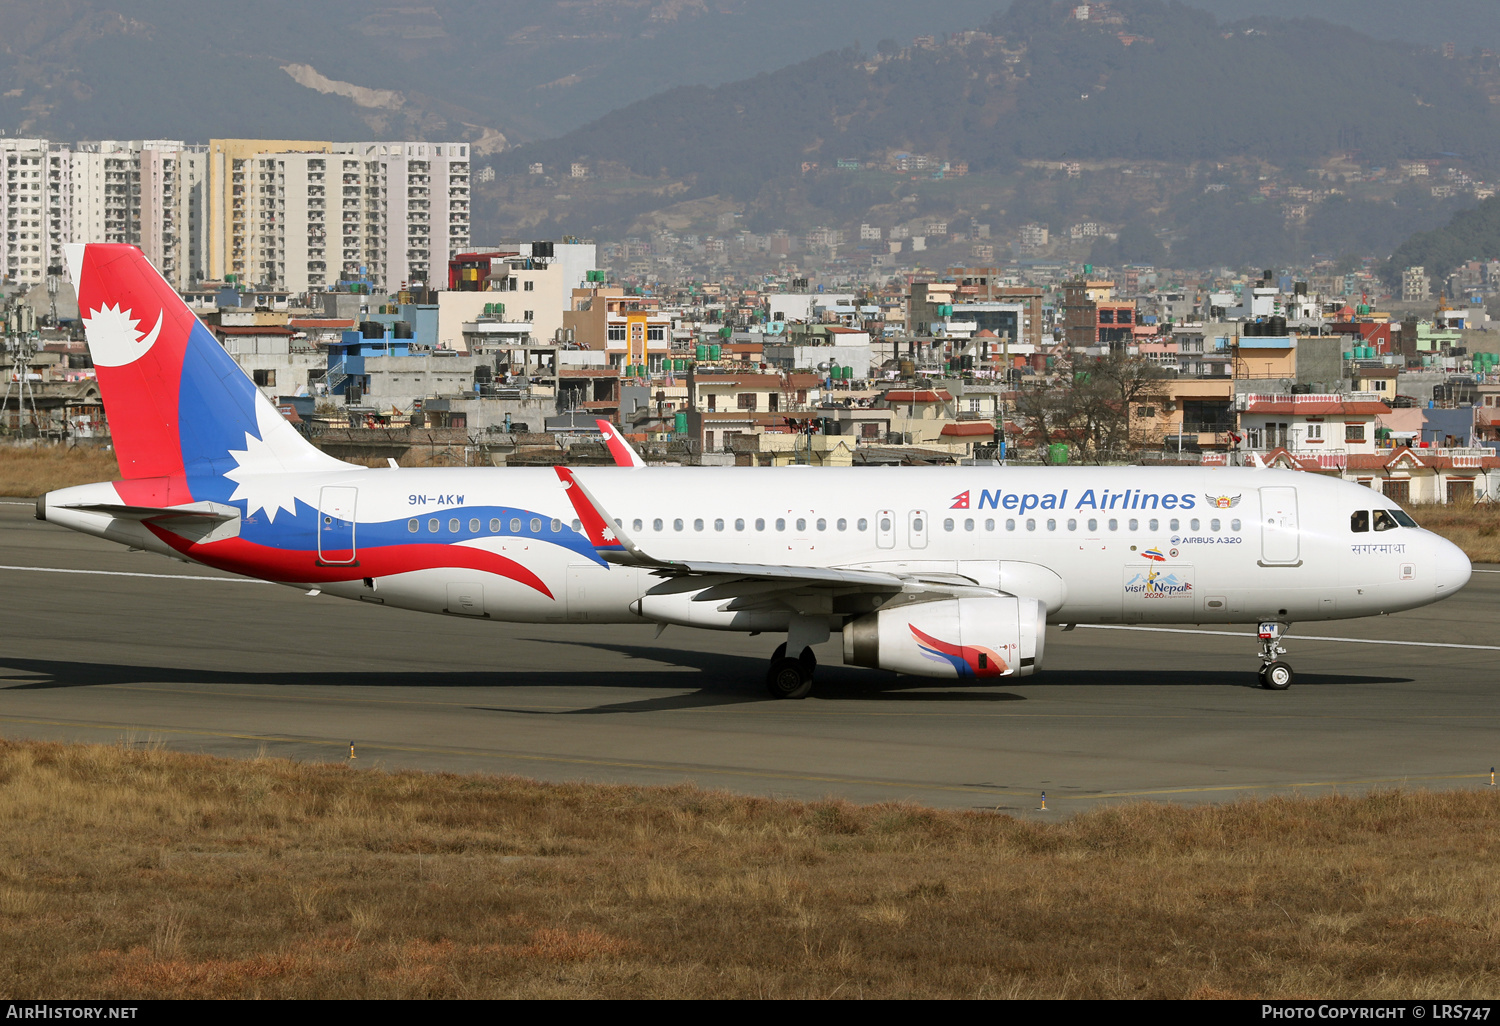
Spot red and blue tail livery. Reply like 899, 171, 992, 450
50, 243, 603, 599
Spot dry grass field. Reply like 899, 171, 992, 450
1406, 503, 1500, 563
0, 445, 117, 497
0, 738, 1497, 999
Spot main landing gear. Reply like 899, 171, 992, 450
1257, 621, 1294, 690
766, 642, 816, 700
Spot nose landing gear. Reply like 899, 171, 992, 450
1257, 622, 1294, 690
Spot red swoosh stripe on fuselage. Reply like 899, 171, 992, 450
144, 528, 555, 598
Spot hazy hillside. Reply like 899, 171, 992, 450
473, 0, 1489, 268
1185, 0, 1500, 52
497, 0, 1499, 187
0, 0, 1003, 146
1383, 198, 1500, 287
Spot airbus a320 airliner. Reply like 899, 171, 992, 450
37, 244, 1472, 696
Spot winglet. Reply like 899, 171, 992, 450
554, 466, 661, 564
596, 419, 647, 468
1249, 451, 1267, 469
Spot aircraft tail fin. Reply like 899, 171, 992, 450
596, 419, 647, 468
67, 243, 348, 481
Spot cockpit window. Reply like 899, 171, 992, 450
1351, 510, 1369, 533
1373, 509, 1401, 532
1390, 509, 1419, 528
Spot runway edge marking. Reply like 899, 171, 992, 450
0, 564, 268, 583
1078, 624, 1500, 652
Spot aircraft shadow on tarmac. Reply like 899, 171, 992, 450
0, 642, 1413, 715
0, 649, 1021, 714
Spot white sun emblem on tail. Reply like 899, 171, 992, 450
81, 303, 164, 368
222, 401, 323, 523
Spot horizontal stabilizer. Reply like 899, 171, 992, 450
61, 501, 240, 523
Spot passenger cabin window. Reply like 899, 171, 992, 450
1351, 510, 1370, 533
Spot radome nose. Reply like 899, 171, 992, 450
1432, 536, 1472, 598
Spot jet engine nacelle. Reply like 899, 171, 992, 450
842, 595, 1045, 679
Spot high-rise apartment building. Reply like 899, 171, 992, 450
2, 138, 54, 287
2, 138, 206, 290
361, 140, 470, 289
3, 136, 468, 294
207, 138, 469, 291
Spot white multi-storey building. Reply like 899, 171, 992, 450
4, 136, 467, 294
2, 138, 207, 289
359, 140, 469, 289
233, 148, 381, 293
219, 139, 468, 292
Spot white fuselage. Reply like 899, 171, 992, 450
45, 465, 1471, 630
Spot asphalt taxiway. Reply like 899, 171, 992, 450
2, 501, 1496, 813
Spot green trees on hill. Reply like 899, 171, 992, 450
1382, 197, 1500, 287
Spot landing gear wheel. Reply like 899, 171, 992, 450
766, 656, 813, 699
1259, 661, 1294, 690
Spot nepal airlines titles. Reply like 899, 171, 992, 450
950, 487, 1212, 514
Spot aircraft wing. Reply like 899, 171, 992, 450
554, 466, 997, 604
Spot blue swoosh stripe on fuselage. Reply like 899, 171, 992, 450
225, 496, 607, 566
